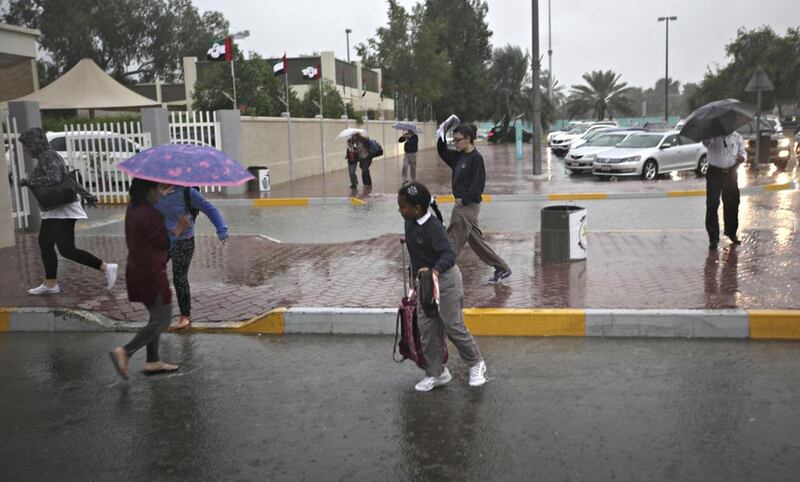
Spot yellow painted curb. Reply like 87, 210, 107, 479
252, 198, 309, 207
547, 193, 608, 201
435, 194, 492, 203
0, 308, 12, 332
667, 189, 705, 197
749, 310, 800, 339
350, 197, 367, 205
463, 308, 585, 336
235, 308, 286, 334
763, 182, 795, 192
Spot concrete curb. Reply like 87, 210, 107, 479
3, 307, 800, 340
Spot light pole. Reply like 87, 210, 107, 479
657, 16, 676, 122
229, 30, 250, 109
547, 0, 553, 101
345, 28, 352, 63
531, 0, 543, 175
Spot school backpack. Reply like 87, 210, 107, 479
367, 139, 383, 158
183, 187, 200, 220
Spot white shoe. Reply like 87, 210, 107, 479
105, 263, 118, 290
28, 283, 60, 295
414, 367, 452, 392
469, 360, 487, 387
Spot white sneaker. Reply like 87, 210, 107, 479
469, 360, 487, 387
28, 283, 60, 295
105, 263, 118, 290
414, 367, 452, 392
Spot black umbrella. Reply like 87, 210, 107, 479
679, 98, 755, 142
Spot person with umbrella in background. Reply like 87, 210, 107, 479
109, 179, 189, 380
679, 99, 752, 250
395, 123, 420, 182
346, 131, 373, 190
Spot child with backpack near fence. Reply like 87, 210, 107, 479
155, 184, 228, 330
397, 181, 487, 392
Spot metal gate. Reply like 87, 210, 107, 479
63, 122, 152, 203
169, 111, 223, 193
2, 116, 31, 229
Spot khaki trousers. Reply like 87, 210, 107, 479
417, 266, 482, 377
447, 202, 509, 271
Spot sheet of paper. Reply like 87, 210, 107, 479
437, 114, 461, 141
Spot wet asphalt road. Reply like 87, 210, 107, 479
2, 333, 800, 481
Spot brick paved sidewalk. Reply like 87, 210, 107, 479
2, 228, 798, 322
257, 143, 794, 200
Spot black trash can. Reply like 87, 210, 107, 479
541, 205, 587, 262
247, 166, 270, 192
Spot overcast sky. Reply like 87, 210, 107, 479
194, 0, 798, 90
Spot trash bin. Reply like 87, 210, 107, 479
541, 205, 587, 262
247, 166, 270, 192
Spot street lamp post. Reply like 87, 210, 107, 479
345, 28, 352, 63
547, 0, 553, 101
531, 0, 543, 175
657, 16, 677, 122
229, 30, 250, 109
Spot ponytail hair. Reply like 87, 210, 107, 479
453, 124, 477, 144
129, 178, 158, 207
398, 181, 443, 222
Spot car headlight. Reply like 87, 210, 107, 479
619, 156, 641, 163
778, 138, 790, 148
583, 154, 596, 160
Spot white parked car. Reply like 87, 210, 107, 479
592, 131, 708, 180
564, 130, 643, 173
550, 121, 618, 156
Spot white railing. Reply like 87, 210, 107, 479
63, 122, 152, 203
2, 116, 31, 229
169, 110, 222, 193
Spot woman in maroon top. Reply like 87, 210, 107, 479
109, 179, 189, 380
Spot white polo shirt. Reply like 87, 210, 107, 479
702, 132, 747, 169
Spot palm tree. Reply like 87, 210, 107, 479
488, 45, 531, 135
567, 70, 635, 120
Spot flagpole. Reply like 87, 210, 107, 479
284, 64, 294, 187
319, 74, 327, 191
230, 55, 237, 110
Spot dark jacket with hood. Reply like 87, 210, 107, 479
19, 127, 66, 188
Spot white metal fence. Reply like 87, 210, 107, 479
2, 116, 31, 229
169, 111, 223, 193
63, 122, 152, 203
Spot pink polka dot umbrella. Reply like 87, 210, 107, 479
117, 143, 254, 187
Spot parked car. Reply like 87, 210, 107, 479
546, 121, 586, 143
550, 121, 618, 156
487, 124, 533, 143
736, 119, 792, 169
592, 131, 708, 180
641, 120, 672, 131
564, 130, 644, 173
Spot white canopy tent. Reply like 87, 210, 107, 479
12, 58, 160, 110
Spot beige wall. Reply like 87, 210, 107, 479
241, 118, 436, 186
0, 60, 36, 103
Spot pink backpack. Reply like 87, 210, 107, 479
393, 238, 448, 369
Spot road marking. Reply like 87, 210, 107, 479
748, 310, 800, 339
463, 308, 585, 336
257, 234, 282, 243
252, 198, 310, 207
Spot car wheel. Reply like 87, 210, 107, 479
641, 159, 658, 181
695, 154, 708, 176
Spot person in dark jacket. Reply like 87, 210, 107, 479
437, 124, 511, 284
346, 133, 373, 189
109, 179, 189, 380
398, 181, 487, 392
17, 127, 118, 295
399, 130, 419, 181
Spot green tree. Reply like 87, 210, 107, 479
487, 46, 530, 134
356, 0, 412, 94
567, 70, 635, 120
689, 26, 800, 115
3, 0, 228, 83
299, 80, 350, 119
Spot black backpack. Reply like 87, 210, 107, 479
367, 139, 383, 158
183, 187, 200, 220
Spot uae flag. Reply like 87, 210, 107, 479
273, 54, 287, 76
207, 37, 232, 62
301, 64, 321, 80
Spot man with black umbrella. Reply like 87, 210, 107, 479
703, 129, 747, 250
